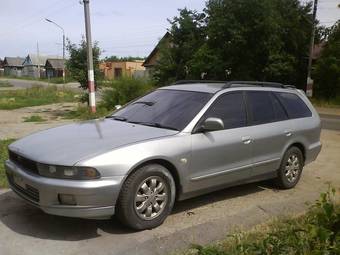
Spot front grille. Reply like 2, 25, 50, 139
7, 174, 40, 203
9, 150, 39, 175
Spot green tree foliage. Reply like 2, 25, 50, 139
155, 0, 313, 89
153, 8, 206, 86
314, 22, 340, 99
66, 37, 103, 90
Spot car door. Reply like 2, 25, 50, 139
187, 91, 253, 193
244, 90, 293, 177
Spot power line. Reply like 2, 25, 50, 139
0, 1, 77, 37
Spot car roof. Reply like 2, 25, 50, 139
160, 83, 225, 94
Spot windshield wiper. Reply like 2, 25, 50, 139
106, 115, 127, 122
129, 121, 179, 131
133, 101, 155, 106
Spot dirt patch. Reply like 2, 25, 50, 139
0, 103, 78, 139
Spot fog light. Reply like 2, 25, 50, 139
58, 194, 77, 205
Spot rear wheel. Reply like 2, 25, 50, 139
274, 146, 304, 189
116, 164, 176, 230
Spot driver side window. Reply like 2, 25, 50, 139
200, 92, 247, 130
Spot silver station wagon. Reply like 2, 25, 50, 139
5, 81, 322, 230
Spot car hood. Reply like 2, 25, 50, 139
9, 119, 178, 166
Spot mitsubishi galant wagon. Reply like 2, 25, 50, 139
5, 81, 322, 230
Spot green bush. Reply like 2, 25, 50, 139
101, 77, 155, 110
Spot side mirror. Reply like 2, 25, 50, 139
115, 105, 122, 110
198, 117, 224, 133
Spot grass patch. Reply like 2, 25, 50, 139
0, 139, 15, 188
0, 85, 78, 110
178, 187, 340, 255
23, 115, 47, 122
4, 75, 75, 84
62, 104, 110, 120
0, 80, 13, 88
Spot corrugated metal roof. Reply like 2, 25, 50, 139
4, 57, 25, 67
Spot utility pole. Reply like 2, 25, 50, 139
37, 42, 40, 79
306, 0, 318, 97
83, 0, 96, 113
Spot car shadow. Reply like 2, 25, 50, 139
0, 181, 271, 241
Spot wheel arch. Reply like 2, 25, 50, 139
121, 158, 182, 200
287, 142, 306, 162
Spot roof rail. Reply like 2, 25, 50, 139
173, 80, 296, 89
173, 80, 226, 85
223, 81, 286, 89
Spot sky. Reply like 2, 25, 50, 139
0, 0, 339, 60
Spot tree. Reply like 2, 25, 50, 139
313, 22, 340, 99
154, 0, 313, 89
66, 37, 103, 90
153, 8, 206, 85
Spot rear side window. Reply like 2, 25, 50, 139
246, 91, 276, 125
275, 92, 312, 119
270, 93, 288, 121
202, 92, 247, 130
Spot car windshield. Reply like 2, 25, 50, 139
112, 89, 213, 131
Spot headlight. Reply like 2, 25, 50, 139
37, 164, 100, 180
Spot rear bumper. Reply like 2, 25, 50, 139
305, 141, 322, 165
5, 160, 125, 219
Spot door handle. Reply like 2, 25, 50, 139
242, 136, 252, 145
284, 130, 292, 137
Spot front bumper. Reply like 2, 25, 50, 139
5, 160, 125, 219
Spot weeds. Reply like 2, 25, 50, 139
62, 104, 110, 120
0, 139, 15, 188
181, 187, 340, 255
23, 115, 47, 122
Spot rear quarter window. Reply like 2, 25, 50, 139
275, 92, 312, 119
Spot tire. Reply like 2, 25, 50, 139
116, 164, 176, 230
274, 146, 304, 189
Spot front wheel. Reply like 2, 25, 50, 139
116, 164, 176, 230
274, 146, 304, 189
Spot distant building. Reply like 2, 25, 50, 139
100, 60, 145, 80
3, 57, 25, 77
312, 43, 325, 60
143, 32, 171, 76
22, 54, 61, 78
45, 59, 66, 78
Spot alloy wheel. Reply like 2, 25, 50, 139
285, 154, 300, 183
134, 176, 168, 220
